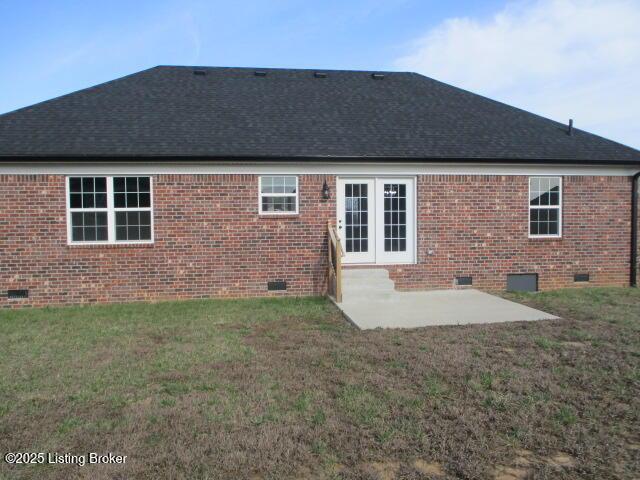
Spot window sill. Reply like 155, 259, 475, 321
67, 242, 155, 248
528, 235, 562, 240
258, 213, 300, 218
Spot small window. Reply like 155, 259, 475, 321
259, 176, 298, 214
529, 177, 562, 238
67, 176, 154, 244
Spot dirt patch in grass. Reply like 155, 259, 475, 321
412, 459, 445, 476
364, 461, 400, 479
1, 289, 639, 479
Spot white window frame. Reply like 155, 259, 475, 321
528, 176, 562, 239
258, 175, 299, 215
66, 176, 154, 245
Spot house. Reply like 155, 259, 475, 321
0, 66, 638, 308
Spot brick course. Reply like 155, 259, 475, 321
0, 173, 636, 308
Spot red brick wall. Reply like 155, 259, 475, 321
0, 173, 636, 308
386, 175, 634, 291
0, 174, 336, 308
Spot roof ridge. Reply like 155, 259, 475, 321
154, 65, 411, 75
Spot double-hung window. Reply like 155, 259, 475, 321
259, 176, 298, 214
529, 176, 562, 237
68, 177, 109, 242
67, 176, 153, 244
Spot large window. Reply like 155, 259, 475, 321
259, 176, 298, 214
67, 176, 153, 244
529, 176, 562, 237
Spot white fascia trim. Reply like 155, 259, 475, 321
0, 161, 637, 176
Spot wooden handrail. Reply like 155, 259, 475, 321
327, 221, 344, 303
327, 224, 343, 257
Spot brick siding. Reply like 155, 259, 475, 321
385, 175, 635, 291
0, 174, 335, 308
0, 173, 636, 308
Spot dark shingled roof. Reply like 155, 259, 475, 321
0, 65, 638, 164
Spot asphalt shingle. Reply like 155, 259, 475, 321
0, 65, 638, 163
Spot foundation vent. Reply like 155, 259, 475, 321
7, 289, 29, 299
574, 273, 590, 283
507, 274, 538, 292
267, 281, 287, 291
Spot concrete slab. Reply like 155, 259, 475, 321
338, 269, 558, 329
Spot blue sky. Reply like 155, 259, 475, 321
1, 0, 638, 148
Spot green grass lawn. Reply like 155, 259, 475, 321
1, 289, 639, 479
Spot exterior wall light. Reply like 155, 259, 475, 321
322, 180, 331, 200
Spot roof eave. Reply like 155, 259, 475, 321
0, 154, 639, 166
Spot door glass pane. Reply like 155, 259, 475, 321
383, 183, 407, 252
344, 183, 369, 253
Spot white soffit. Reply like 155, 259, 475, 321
0, 161, 637, 176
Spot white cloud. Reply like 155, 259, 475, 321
395, 0, 640, 149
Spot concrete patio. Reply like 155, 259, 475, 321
338, 269, 559, 330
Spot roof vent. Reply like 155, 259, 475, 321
193, 69, 206, 76
567, 119, 574, 136
371, 73, 385, 80
254, 70, 267, 77
314, 72, 327, 78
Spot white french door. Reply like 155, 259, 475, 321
375, 178, 415, 264
337, 178, 376, 263
337, 177, 415, 264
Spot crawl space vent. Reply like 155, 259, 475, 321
506, 274, 538, 292
267, 281, 287, 291
8, 289, 29, 299
456, 276, 473, 286
574, 273, 590, 282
